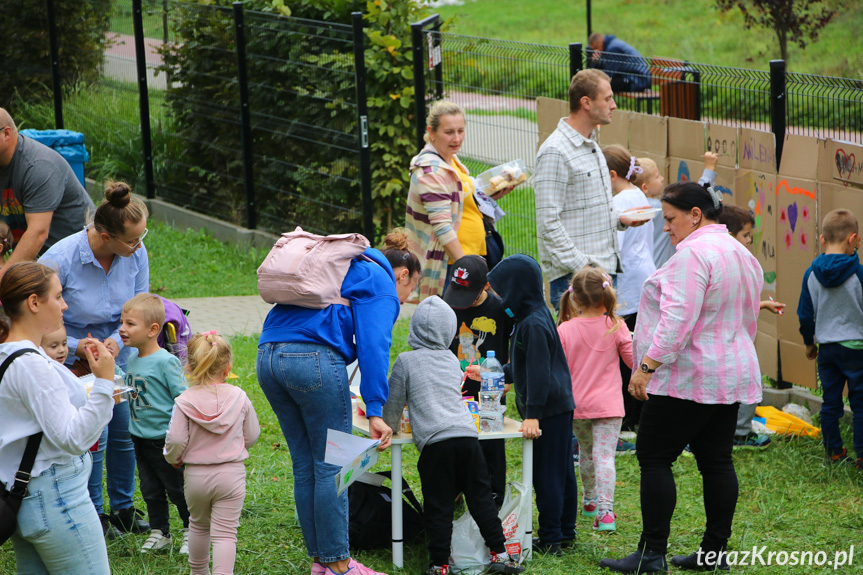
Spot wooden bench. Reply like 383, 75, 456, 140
616, 58, 700, 119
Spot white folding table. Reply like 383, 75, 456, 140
352, 412, 533, 568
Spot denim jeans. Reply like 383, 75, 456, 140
817, 343, 863, 456
257, 342, 352, 563
88, 401, 136, 514
12, 452, 110, 575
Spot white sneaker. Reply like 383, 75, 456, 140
179, 528, 190, 555
140, 529, 171, 553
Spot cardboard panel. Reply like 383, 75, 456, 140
629, 114, 668, 157
739, 128, 777, 173
667, 157, 734, 193
774, 176, 818, 343
536, 97, 569, 148
779, 340, 817, 390
823, 138, 863, 189
754, 332, 778, 381
779, 134, 820, 180
705, 123, 738, 170
667, 117, 705, 159
820, 182, 863, 235
597, 109, 632, 148
735, 170, 778, 305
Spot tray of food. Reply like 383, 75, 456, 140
623, 207, 661, 221
474, 159, 531, 195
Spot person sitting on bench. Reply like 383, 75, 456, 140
588, 33, 651, 93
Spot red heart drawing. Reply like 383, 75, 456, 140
836, 148, 856, 178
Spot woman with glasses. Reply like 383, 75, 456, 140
38, 180, 152, 538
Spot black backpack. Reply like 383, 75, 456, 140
348, 471, 425, 550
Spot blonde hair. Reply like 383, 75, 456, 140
632, 157, 657, 189
122, 293, 165, 329
558, 267, 621, 335
423, 100, 463, 143
93, 181, 148, 238
186, 332, 232, 386
602, 144, 640, 183
822, 208, 859, 244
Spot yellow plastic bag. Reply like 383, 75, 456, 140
755, 406, 821, 438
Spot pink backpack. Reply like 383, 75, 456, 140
257, 227, 370, 308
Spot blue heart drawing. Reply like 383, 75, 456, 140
788, 202, 798, 233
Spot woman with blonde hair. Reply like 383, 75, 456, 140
405, 101, 511, 299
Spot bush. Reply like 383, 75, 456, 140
0, 0, 111, 110
158, 0, 428, 238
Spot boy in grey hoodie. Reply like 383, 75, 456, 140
383, 296, 524, 575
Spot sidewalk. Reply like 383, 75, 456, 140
173, 295, 416, 337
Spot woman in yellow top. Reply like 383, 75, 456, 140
405, 101, 512, 299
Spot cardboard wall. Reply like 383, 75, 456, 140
536, 97, 570, 149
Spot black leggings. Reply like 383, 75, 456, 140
636, 395, 739, 554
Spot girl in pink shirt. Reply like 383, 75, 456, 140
557, 268, 633, 533
165, 331, 260, 575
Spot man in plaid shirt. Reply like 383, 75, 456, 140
535, 69, 647, 310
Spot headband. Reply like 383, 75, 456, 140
625, 156, 643, 181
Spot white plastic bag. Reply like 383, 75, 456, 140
449, 482, 530, 573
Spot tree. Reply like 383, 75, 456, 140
715, 0, 839, 64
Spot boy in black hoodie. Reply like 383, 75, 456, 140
487, 254, 578, 555
798, 208, 863, 469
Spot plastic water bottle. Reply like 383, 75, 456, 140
480, 350, 505, 392
479, 351, 505, 432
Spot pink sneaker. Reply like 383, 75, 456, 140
593, 511, 616, 532
323, 558, 389, 575
582, 498, 598, 517
312, 562, 326, 575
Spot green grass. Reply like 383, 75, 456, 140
109, 0, 173, 40
145, 220, 267, 298
435, 0, 863, 78
3, 328, 859, 574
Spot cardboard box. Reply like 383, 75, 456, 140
705, 123, 739, 169
597, 109, 632, 148
779, 340, 817, 390
780, 134, 821, 180
667, 157, 735, 191
823, 138, 863, 189
739, 128, 777, 173
667, 117, 705, 159
536, 97, 569, 149
755, 331, 778, 381
629, 114, 668, 157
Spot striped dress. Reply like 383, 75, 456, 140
405, 145, 468, 299
633, 224, 764, 405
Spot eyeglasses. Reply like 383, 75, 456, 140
114, 227, 148, 251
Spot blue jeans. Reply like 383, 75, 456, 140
550, 273, 617, 313
12, 452, 110, 574
88, 401, 136, 514
257, 342, 352, 563
817, 343, 863, 457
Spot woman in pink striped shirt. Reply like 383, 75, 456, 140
600, 182, 763, 574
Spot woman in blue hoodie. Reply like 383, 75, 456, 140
487, 254, 578, 556
256, 229, 420, 575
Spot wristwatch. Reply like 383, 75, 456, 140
640, 363, 656, 374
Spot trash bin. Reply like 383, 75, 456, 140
20, 129, 89, 187
659, 66, 701, 121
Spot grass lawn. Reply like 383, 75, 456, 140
433, 0, 863, 78
2, 319, 859, 574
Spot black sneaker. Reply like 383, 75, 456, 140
732, 432, 771, 449
110, 506, 151, 534
828, 447, 852, 464
99, 513, 121, 539
486, 551, 525, 574
425, 565, 449, 575
670, 550, 730, 571
531, 538, 564, 557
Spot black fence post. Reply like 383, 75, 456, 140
45, 0, 64, 129
586, 0, 592, 40
432, 18, 443, 101
569, 42, 583, 80
352, 12, 374, 241
770, 59, 787, 172
233, 1, 256, 230
411, 20, 427, 152
132, 0, 156, 199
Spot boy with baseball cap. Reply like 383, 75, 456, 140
443, 255, 513, 505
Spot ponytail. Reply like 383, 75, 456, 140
563, 267, 622, 335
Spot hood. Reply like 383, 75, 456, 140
409, 144, 460, 175
811, 253, 860, 287
407, 296, 457, 351
175, 384, 248, 435
486, 254, 546, 319
603, 35, 616, 49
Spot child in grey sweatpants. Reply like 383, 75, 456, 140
382, 296, 523, 575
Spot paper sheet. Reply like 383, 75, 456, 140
325, 429, 380, 495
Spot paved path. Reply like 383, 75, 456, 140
172, 295, 416, 338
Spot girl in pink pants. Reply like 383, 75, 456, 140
165, 331, 261, 575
